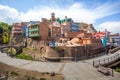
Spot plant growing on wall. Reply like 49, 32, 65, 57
16, 53, 33, 60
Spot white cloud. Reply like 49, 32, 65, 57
0, 5, 20, 23
0, 1, 120, 34
19, 2, 120, 24
19, 3, 95, 23
97, 21, 120, 33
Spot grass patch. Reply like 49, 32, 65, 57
23, 47, 30, 51
16, 53, 33, 60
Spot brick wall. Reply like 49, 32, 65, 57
50, 26, 61, 38
39, 21, 49, 41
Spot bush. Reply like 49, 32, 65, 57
52, 47, 64, 53
23, 47, 30, 51
40, 78, 46, 80
115, 67, 120, 72
8, 48, 16, 55
16, 53, 33, 60
24, 75, 35, 80
32, 48, 37, 51
43, 72, 49, 74
11, 71, 19, 76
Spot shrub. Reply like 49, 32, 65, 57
2, 33, 9, 44
32, 48, 37, 51
23, 47, 30, 51
52, 47, 64, 53
40, 78, 46, 80
43, 72, 49, 74
11, 71, 19, 76
16, 53, 33, 60
8, 48, 16, 55
24, 75, 36, 80
115, 67, 120, 72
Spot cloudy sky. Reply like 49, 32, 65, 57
0, 0, 120, 33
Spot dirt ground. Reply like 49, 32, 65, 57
0, 62, 64, 80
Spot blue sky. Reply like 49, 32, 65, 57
0, 0, 120, 33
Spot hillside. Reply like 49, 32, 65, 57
79, 22, 97, 33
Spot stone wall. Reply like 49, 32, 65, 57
25, 38, 105, 61
44, 45, 91, 60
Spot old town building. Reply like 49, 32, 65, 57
21, 22, 29, 37
39, 19, 49, 41
10, 12, 110, 61
28, 21, 40, 38
12, 23, 23, 44
12, 23, 22, 37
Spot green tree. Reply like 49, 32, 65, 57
0, 22, 9, 32
56, 17, 61, 23
0, 27, 3, 34
0, 22, 11, 44
3, 32, 9, 43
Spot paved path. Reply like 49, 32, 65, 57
0, 51, 120, 80
84, 51, 120, 66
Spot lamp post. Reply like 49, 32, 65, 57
111, 68, 114, 77
51, 72, 55, 80
75, 48, 77, 62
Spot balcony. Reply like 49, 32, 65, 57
29, 33, 39, 37
29, 28, 39, 32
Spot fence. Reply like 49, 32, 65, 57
93, 53, 120, 67
0, 75, 8, 80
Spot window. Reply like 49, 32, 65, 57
53, 28, 56, 31
58, 29, 60, 32
56, 34, 59, 37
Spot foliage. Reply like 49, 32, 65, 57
2, 32, 9, 43
23, 47, 30, 51
32, 48, 37, 51
115, 67, 120, 72
24, 75, 35, 80
56, 17, 61, 23
0, 27, 3, 34
40, 78, 47, 80
0, 22, 11, 32
52, 47, 64, 53
16, 53, 33, 60
44, 72, 50, 74
8, 48, 16, 55
0, 22, 12, 44
11, 71, 19, 76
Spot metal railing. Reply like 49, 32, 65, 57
93, 53, 120, 67
0, 74, 8, 80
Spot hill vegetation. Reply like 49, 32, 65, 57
0, 22, 12, 44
